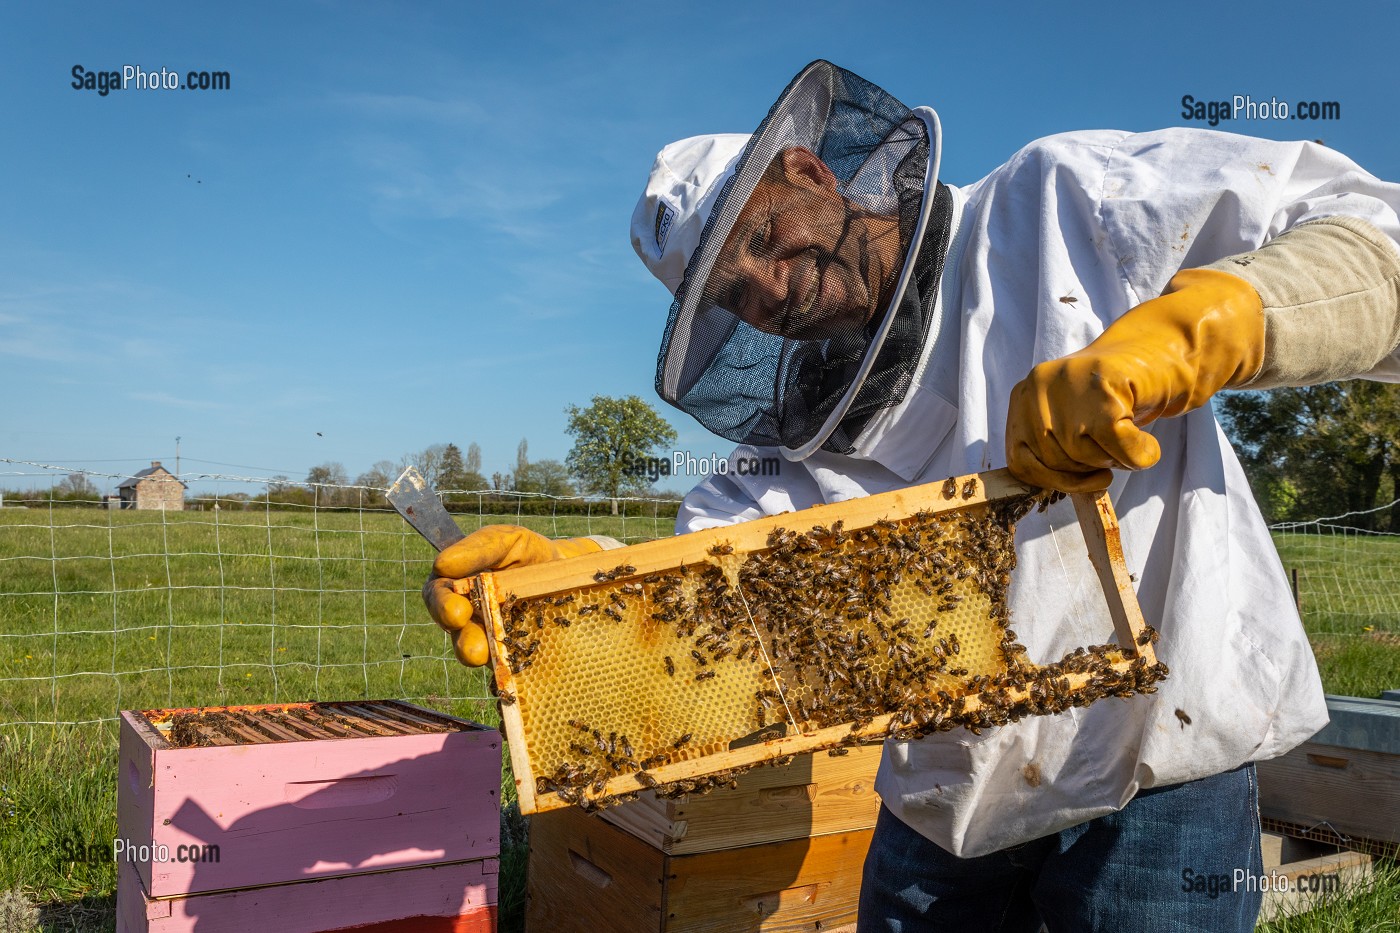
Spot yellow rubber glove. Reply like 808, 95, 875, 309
422, 525, 605, 667
1006, 268, 1265, 492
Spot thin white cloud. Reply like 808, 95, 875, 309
128, 392, 229, 411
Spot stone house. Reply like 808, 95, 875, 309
117, 461, 187, 510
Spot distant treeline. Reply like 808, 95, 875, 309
0, 487, 682, 521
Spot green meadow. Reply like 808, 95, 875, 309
0, 507, 1395, 931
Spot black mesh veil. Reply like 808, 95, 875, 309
654, 60, 949, 458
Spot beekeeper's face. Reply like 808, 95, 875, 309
708, 147, 902, 341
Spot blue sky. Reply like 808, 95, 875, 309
3, 0, 1397, 494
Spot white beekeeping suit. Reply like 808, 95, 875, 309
666, 126, 1400, 856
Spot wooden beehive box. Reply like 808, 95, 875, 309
1258, 694, 1400, 852
598, 744, 881, 855
117, 701, 500, 899
118, 858, 498, 933
470, 469, 1164, 814
527, 803, 868, 933
1255, 832, 1374, 924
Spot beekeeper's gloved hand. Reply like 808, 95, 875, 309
423, 526, 618, 667
1009, 219, 1400, 491
1006, 268, 1264, 492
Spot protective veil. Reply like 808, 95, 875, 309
636, 61, 954, 459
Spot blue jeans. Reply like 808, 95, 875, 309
857, 764, 1264, 932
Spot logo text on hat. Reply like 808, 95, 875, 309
654, 201, 676, 257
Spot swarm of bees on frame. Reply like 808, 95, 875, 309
488, 482, 1168, 811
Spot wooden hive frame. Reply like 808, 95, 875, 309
464, 469, 1164, 815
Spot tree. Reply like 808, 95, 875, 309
411, 444, 450, 487
565, 395, 678, 514
466, 442, 482, 476
1219, 382, 1400, 530
515, 459, 575, 497
306, 462, 348, 487
306, 462, 349, 507
439, 444, 467, 490
353, 459, 400, 508
57, 472, 98, 501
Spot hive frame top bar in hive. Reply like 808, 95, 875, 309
468, 468, 1162, 814
136, 700, 477, 748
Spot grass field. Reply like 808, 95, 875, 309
1, 507, 1395, 931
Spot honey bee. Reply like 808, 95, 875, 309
695, 670, 716, 682
961, 479, 978, 499
708, 543, 734, 556
578, 604, 599, 616
498, 689, 517, 706
635, 771, 659, 788
569, 742, 592, 757
603, 607, 622, 621
569, 718, 591, 732
942, 477, 958, 499
1174, 708, 1192, 728
672, 733, 692, 749
664, 656, 676, 677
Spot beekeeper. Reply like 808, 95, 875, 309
425, 61, 1400, 930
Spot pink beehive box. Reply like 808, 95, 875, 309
117, 859, 498, 933
116, 699, 501, 932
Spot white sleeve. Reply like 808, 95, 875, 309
1201, 216, 1400, 386
675, 471, 768, 534
1096, 129, 1400, 379
672, 445, 808, 535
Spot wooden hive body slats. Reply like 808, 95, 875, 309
598, 744, 881, 855
527, 805, 869, 932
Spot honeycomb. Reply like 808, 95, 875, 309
479, 484, 1167, 812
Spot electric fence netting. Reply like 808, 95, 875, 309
0, 459, 680, 728
0, 459, 1395, 730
